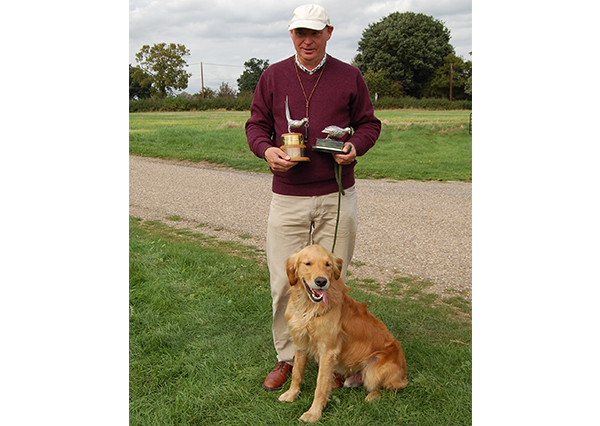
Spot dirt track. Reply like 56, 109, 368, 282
129, 155, 472, 299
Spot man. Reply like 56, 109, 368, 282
246, 4, 381, 391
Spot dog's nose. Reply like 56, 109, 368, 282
314, 277, 328, 287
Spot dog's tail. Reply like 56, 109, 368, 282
363, 343, 408, 392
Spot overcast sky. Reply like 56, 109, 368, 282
129, 0, 472, 94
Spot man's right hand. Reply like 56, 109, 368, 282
264, 147, 298, 172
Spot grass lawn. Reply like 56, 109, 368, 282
129, 110, 471, 182
129, 217, 471, 425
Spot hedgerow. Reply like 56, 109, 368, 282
129, 95, 470, 112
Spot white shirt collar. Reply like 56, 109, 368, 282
295, 54, 328, 75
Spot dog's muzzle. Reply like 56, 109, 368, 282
303, 278, 329, 306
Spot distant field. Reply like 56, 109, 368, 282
375, 110, 470, 125
129, 110, 471, 181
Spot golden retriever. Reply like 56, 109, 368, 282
279, 245, 408, 423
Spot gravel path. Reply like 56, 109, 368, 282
129, 155, 472, 299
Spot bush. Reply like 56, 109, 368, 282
373, 96, 471, 110
130, 95, 470, 113
129, 97, 163, 112
162, 97, 189, 111
129, 95, 253, 112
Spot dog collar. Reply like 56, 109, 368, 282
315, 305, 334, 318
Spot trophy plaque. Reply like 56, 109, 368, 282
312, 138, 345, 153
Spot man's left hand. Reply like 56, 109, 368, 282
333, 142, 356, 165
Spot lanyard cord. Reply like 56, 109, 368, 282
295, 62, 326, 136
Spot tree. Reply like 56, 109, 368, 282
237, 58, 270, 93
354, 12, 454, 98
135, 43, 191, 98
423, 54, 472, 100
464, 76, 472, 97
129, 65, 152, 100
464, 52, 472, 97
216, 82, 237, 98
362, 69, 404, 99
199, 87, 216, 99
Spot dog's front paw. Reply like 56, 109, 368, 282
299, 409, 322, 423
279, 389, 299, 402
365, 390, 381, 402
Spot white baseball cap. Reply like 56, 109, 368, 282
288, 4, 331, 31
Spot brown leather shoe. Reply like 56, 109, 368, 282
263, 361, 293, 391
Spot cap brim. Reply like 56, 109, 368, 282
288, 20, 327, 31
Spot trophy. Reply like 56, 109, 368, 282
280, 96, 310, 162
313, 126, 352, 153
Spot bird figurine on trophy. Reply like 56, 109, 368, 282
313, 125, 352, 153
280, 96, 310, 161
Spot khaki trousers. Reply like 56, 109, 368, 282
266, 186, 357, 364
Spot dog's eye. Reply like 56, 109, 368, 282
304, 262, 311, 266
326, 262, 331, 267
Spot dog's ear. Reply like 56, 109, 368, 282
286, 252, 299, 286
332, 254, 343, 281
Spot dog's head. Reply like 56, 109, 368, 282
286, 245, 343, 306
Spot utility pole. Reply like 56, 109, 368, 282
201, 62, 205, 98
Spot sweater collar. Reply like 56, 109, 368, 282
295, 54, 328, 75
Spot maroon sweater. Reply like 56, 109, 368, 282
246, 55, 381, 196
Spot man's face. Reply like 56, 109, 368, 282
290, 26, 333, 68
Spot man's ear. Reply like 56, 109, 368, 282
286, 252, 299, 286
325, 25, 333, 41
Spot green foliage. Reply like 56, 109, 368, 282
191, 86, 217, 99
129, 95, 470, 113
216, 81, 237, 98
162, 97, 189, 111
423, 54, 472, 101
135, 43, 192, 98
129, 217, 471, 425
373, 97, 471, 110
128, 97, 166, 112
129, 95, 253, 112
355, 12, 454, 98
363, 69, 404, 98
465, 76, 472, 96
237, 58, 270, 93
129, 65, 152, 100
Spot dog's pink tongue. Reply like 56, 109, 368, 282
318, 290, 328, 306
